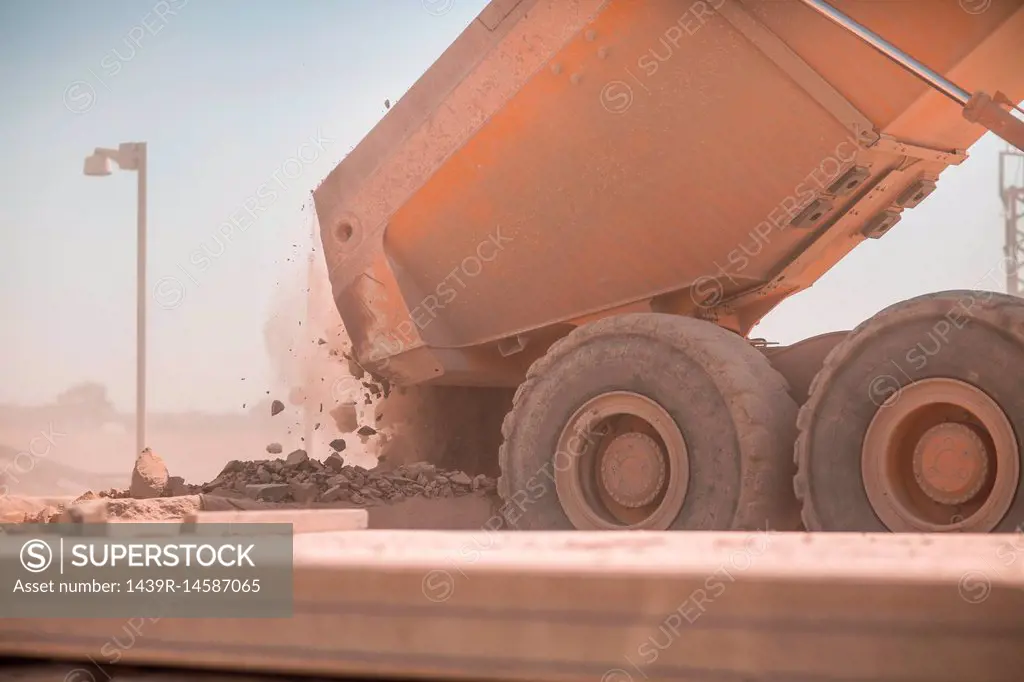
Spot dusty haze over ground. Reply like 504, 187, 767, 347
1, 2, 1021, 497
1, 207, 378, 495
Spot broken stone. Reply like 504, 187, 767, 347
130, 448, 169, 499
111, 449, 498, 511
207, 487, 244, 499
266, 442, 283, 454
218, 460, 247, 477
166, 476, 190, 497
285, 450, 309, 467
329, 438, 347, 452
244, 484, 290, 503
402, 462, 436, 478
289, 481, 318, 504
270, 400, 285, 416
320, 485, 350, 503
357, 425, 377, 437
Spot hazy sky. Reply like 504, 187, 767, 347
0, 1, 1019, 413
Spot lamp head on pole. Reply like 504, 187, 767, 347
83, 152, 112, 177
83, 143, 145, 177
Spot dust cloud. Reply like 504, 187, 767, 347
0, 210, 379, 502
260, 210, 380, 470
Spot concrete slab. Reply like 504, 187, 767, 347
1, 532, 1021, 682
182, 508, 368, 532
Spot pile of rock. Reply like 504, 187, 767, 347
198, 449, 495, 506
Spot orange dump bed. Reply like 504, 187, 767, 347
313, 0, 1024, 388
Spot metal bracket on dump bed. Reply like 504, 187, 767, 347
721, 0, 983, 162
800, 0, 1024, 153
870, 135, 968, 166
717, 1, 879, 146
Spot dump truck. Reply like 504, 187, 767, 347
312, 0, 1024, 534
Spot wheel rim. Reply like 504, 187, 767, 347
554, 391, 689, 530
862, 378, 1019, 532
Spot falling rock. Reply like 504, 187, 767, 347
270, 400, 285, 416
331, 403, 359, 433
356, 425, 377, 437
130, 448, 169, 499
266, 442, 284, 454
244, 484, 290, 503
329, 438, 347, 452
324, 452, 345, 472
289, 481, 319, 504
285, 450, 309, 467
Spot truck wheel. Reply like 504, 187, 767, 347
497, 313, 800, 531
795, 290, 1024, 533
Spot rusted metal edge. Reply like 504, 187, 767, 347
717, 0, 878, 146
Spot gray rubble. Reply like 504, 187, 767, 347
196, 455, 496, 506
7, 447, 497, 523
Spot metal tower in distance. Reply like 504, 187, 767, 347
1000, 147, 1024, 296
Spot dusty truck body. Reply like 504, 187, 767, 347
313, 0, 1024, 534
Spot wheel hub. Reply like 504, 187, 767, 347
861, 377, 1018, 532
599, 432, 666, 508
554, 391, 688, 530
912, 422, 989, 505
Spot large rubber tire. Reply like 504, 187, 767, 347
497, 313, 801, 531
763, 331, 850, 405
795, 290, 1024, 532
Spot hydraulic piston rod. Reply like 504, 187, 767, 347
799, 0, 1024, 151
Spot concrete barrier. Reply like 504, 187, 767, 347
1, 532, 1022, 681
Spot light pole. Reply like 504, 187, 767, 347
83, 142, 148, 457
